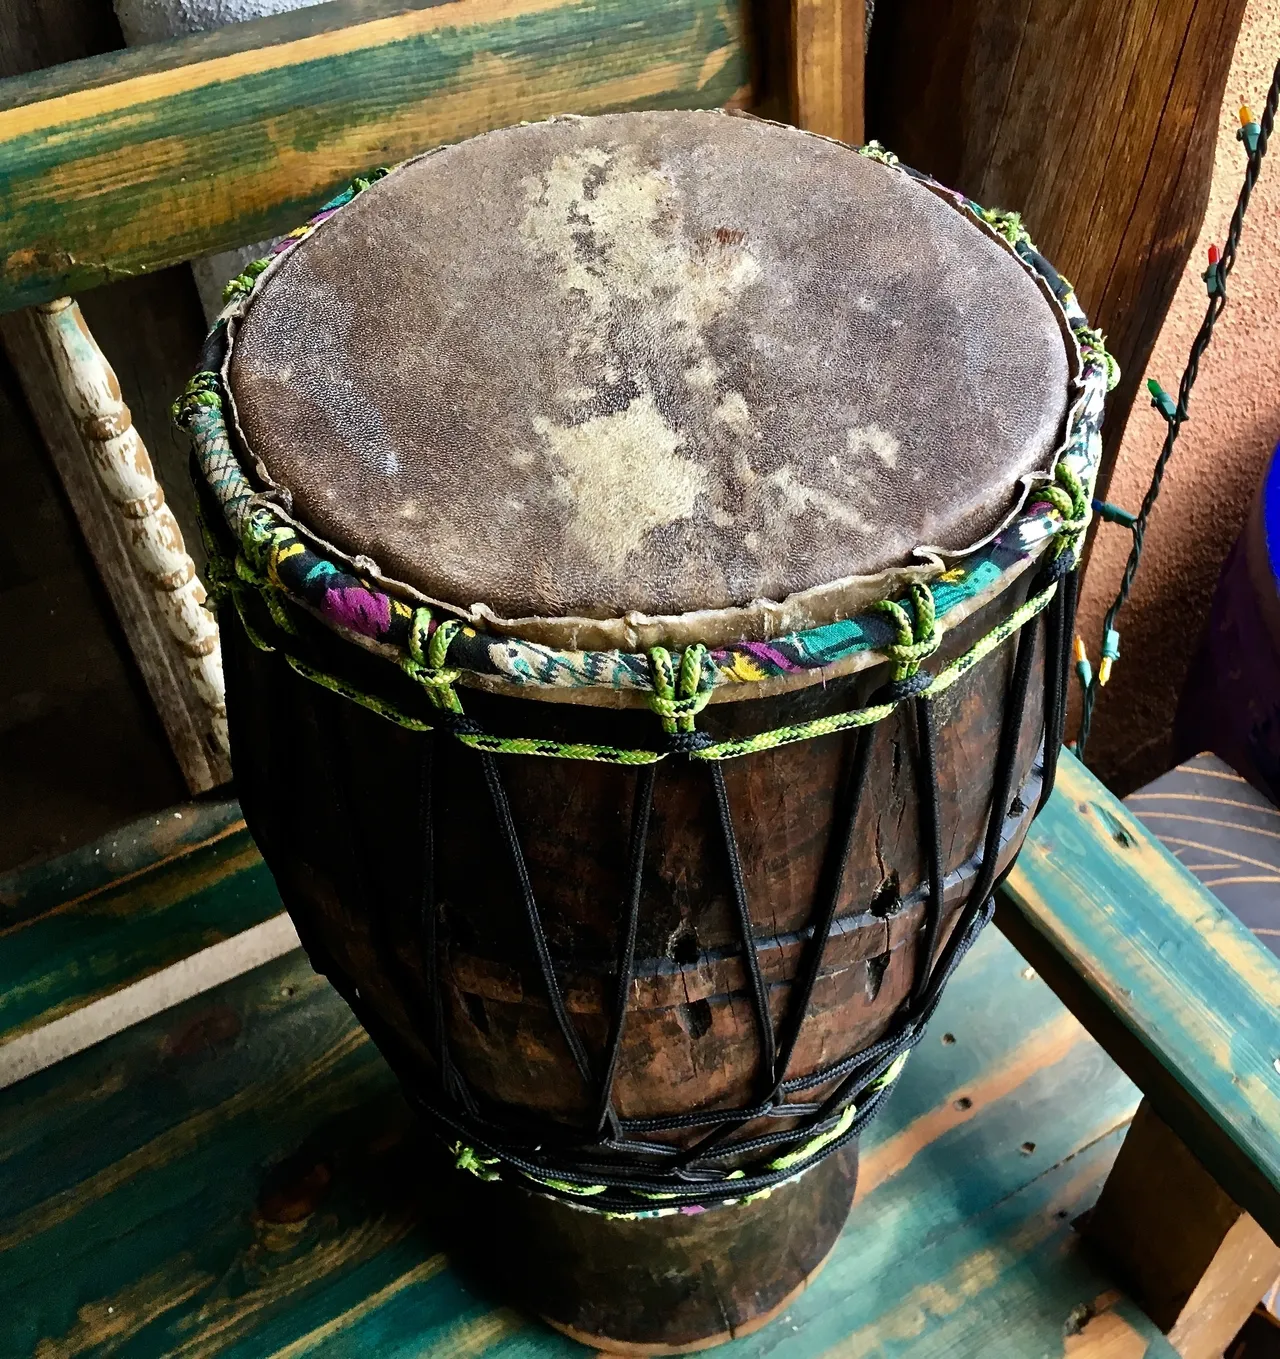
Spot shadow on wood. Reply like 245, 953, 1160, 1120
866, 0, 1247, 503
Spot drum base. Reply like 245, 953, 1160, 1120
441, 1142, 858, 1353
541, 1245, 836, 1355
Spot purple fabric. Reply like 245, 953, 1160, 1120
1176, 449, 1280, 801
321, 585, 392, 638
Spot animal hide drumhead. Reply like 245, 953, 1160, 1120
227, 111, 1072, 626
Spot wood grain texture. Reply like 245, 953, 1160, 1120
29, 297, 229, 760
1125, 753, 1280, 956
0, 916, 1177, 1357
792, 0, 863, 143
0, 0, 747, 313
865, 0, 1248, 503
0, 307, 229, 793
0, 811, 280, 1049
1086, 1100, 1280, 1359
997, 749, 1280, 1243
0, 796, 243, 927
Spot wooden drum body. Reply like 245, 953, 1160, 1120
182, 112, 1113, 1352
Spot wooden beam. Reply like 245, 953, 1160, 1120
792, 0, 863, 143
0, 0, 747, 313
997, 750, 1280, 1243
1085, 1100, 1280, 1359
865, 0, 1247, 505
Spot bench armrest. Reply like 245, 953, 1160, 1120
997, 749, 1280, 1239
0, 0, 746, 314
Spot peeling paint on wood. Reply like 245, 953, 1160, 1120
0, 0, 747, 311
998, 749, 1280, 1243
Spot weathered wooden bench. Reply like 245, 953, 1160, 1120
3, 751, 1276, 1356
2, 1, 1276, 1353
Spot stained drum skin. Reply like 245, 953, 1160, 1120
228, 111, 1070, 631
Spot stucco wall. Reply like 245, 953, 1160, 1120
1074, 0, 1280, 793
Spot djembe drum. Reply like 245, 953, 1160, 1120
179, 110, 1112, 1353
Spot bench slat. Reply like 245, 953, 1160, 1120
0, 927, 1168, 1356
0, 806, 280, 1050
0, 0, 746, 314
998, 749, 1280, 1241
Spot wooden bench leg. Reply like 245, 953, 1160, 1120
1084, 1099, 1280, 1359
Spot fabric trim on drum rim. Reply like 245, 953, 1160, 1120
176, 144, 1115, 704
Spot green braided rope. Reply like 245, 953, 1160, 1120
646, 642, 714, 734
690, 698, 898, 761
221, 255, 274, 306
1039, 463, 1089, 554
869, 581, 939, 680
923, 577, 1059, 700
448, 1047, 912, 1214
690, 580, 1061, 760
979, 207, 1033, 249
452, 733, 662, 765
226, 586, 433, 731
207, 527, 1067, 767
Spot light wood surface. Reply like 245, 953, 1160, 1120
792, 0, 863, 143
16, 298, 230, 780
1086, 1100, 1280, 1359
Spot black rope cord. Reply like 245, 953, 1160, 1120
1076, 63, 1279, 757
354, 553, 1071, 1215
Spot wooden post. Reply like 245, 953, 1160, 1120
792, 0, 864, 143
1085, 1100, 1280, 1359
865, 0, 1248, 506
7, 299, 230, 789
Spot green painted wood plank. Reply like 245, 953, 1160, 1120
0, 926, 1167, 1357
0, 807, 281, 1048
0, 0, 747, 313
998, 748, 1280, 1243
0, 799, 244, 928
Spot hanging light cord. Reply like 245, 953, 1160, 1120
1075, 59, 1280, 758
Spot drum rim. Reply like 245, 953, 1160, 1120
179, 121, 1115, 707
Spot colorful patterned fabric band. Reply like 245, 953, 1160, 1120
176, 148, 1115, 705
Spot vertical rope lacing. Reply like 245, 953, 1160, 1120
234, 521, 1080, 1212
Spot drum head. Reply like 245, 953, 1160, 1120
227, 111, 1073, 627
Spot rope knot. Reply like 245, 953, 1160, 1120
171, 371, 222, 429
452, 1143, 501, 1181
1039, 462, 1089, 558
221, 255, 273, 306
1075, 326, 1121, 392
647, 644, 716, 737
403, 610, 464, 713
871, 583, 938, 682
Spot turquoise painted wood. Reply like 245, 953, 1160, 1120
0, 805, 281, 1048
998, 748, 1280, 1242
0, 0, 747, 312
0, 912, 1171, 1356
0, 800, 244, 928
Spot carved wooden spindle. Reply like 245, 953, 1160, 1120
32, 297, 229, 758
